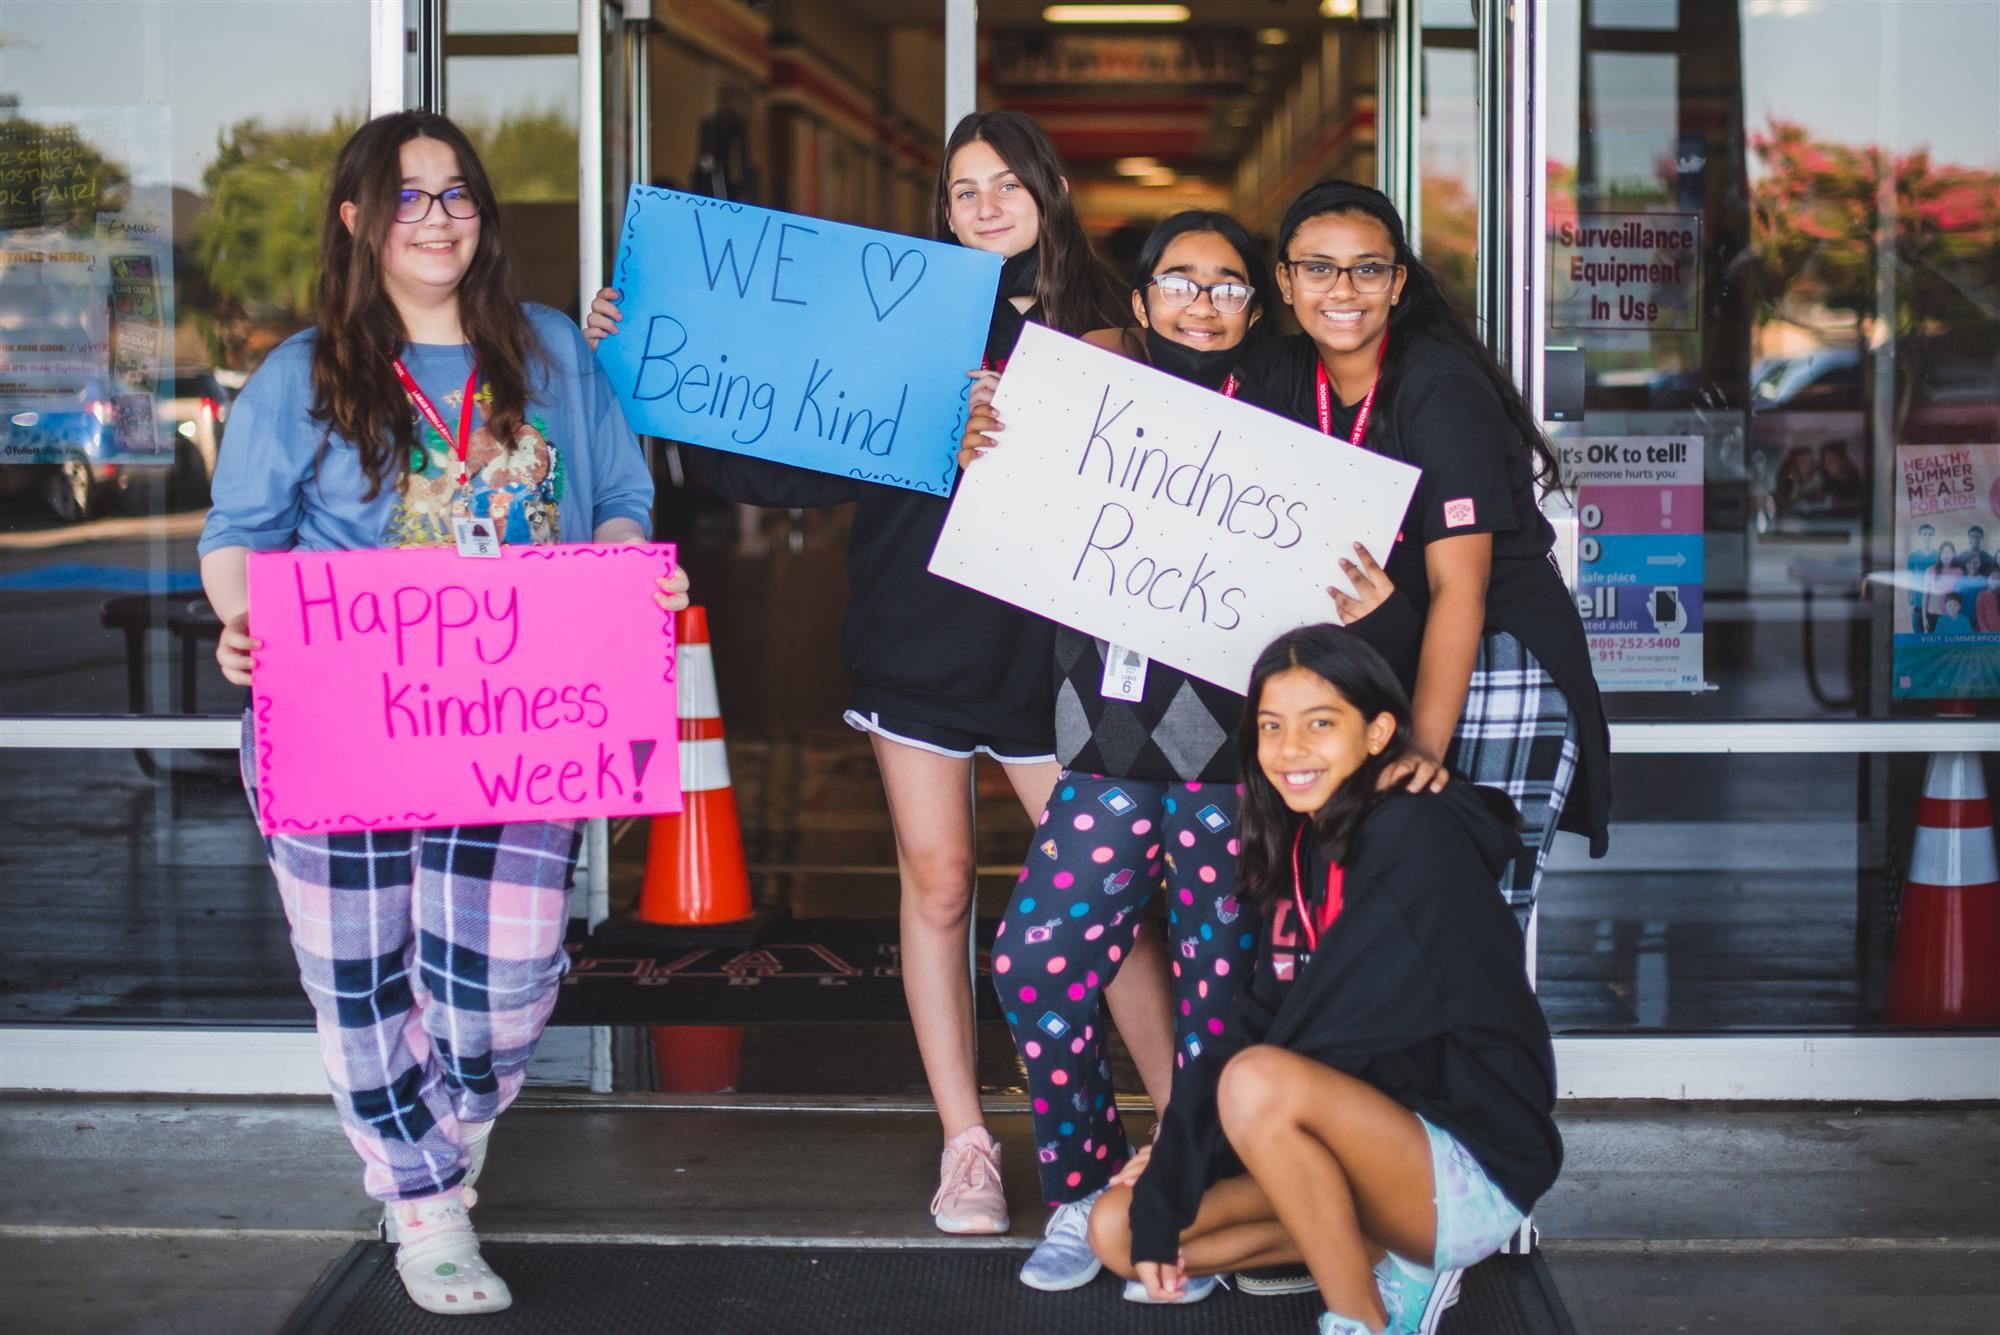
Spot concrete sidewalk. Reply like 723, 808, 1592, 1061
2, 1098, 1995, 1333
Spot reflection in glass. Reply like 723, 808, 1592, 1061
1537, 0, 2000, 1037
0, 0, 367, 718
1545, 0, 2000, 722
447, 53, 581, 317
1419, 13, 1479, 320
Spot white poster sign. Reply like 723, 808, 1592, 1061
931, 324, 1420, 692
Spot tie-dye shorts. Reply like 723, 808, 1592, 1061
1418, 1114, 1527, 1272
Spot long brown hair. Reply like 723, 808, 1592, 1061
310, 111, 541, 500
932, 111, 1125, 337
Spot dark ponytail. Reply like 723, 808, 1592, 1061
1278, 180, 1564, 493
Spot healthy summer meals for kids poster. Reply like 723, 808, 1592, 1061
1894, 444, 2000, 701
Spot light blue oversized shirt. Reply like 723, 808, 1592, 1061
199, 304, 652, 556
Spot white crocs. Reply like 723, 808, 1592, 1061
378, 1121, 496, 1243
460, 1119, 495, 1191
387, 1187, 512, 1315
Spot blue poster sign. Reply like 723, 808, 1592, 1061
597, 186, 1002, 496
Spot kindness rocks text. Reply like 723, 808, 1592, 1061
932, 326, 1417, 690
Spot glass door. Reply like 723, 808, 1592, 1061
1519, 0, 2000, 1057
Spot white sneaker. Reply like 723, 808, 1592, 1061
1122, 1273, 1221, 1304
1018, 1189, 1105, 1291
386, 1187, 511, 1315
1319, 1312, 1388, 1335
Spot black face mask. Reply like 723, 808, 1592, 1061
999, 247, 1039, 301
1144, 325, 1239, 391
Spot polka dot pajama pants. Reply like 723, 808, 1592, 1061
991, 772, 1255, 1205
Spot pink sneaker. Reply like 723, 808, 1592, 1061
931, 1126, 1009, 1234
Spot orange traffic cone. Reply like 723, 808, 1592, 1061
650, 1025, 744, 1094
610, 604, 769, 947
1884, 750, 2000, 1027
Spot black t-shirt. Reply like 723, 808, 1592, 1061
1234, 332, 1556, 622
686, 297, 1059, 745
1231, 330, 1610, 857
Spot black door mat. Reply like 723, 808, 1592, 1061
556, 918, 1006, 1026
282, 1242, 1576, 1335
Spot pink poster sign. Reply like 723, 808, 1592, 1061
246, 545, 683, 835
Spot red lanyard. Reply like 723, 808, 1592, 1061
391, 358, 480, 487
981, 355, 1006, 373
1289, 823, 1345, 954
1222, 372, 1240, 398
1315, 334, 1388, 446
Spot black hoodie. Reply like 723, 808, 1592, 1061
1128, 783, 1563, 1266
686, 264, 1058, 742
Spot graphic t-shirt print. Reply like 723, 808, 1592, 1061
384, 383, 564, 549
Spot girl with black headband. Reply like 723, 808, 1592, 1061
1230, 181, 1610, 922
586, 111, 1154, 1238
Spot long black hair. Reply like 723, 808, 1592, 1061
1236, 624, 1415, 902
1125, 209, 1268, 330
1277, 180, 1564, 492
933, 111, 1126, 337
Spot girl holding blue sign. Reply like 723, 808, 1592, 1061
587, 110, 1161, 1240
199, 111, 685, 1319
1230, 182, 1610, 924
958, 210, 1435, 1301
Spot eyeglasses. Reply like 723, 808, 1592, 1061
1281, 258, 1400, 295
395, 186, 481, 224
1148, 274, 1255, 316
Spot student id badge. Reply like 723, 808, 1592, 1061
451, 516, 503, 558
1100, 643, 1148, 700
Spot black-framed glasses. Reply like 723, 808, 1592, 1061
395, 186, 481, 224
1147, 273, 1255, 315
1281, 258, 1401, 295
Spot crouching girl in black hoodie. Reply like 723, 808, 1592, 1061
1085, 624, 1562, 1335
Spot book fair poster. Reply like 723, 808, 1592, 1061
1559, 436, 1705, 692
1892, 444, 2000, 701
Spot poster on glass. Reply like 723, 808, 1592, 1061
1893, 444, 2000, 701
1561, 435, 1706, 692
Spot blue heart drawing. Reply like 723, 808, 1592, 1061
861, 242, 927, 322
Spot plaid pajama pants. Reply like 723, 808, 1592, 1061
242, 715, 579, 1201
1446, 631, 1581, 911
